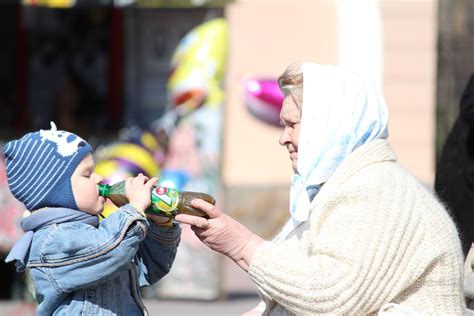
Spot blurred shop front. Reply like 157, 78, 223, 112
0, 0, 231, 301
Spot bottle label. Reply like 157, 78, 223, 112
150, 186, 179, 216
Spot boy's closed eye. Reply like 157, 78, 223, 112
79, 159, 96, 177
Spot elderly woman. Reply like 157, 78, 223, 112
175, 62, 465, 315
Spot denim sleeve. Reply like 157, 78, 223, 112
135, 220, 181, 287
29, 205, 149, 293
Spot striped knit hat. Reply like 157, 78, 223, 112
3, 122, 93, 211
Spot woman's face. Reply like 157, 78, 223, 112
279, 94, 301, 173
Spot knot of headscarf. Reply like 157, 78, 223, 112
281, 63, 389, 239
5, 207, 99, 272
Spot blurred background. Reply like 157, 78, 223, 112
0, 0, 473, 315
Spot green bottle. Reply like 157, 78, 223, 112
98, 181, 214, 218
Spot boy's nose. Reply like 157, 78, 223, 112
95, 174, 104, 184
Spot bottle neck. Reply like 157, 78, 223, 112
98, 184, 111, 197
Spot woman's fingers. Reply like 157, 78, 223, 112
190, 198, 220, 219
175, 213, 209, 228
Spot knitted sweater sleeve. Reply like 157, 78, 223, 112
248, 164, 453, 315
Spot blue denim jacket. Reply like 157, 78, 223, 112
27, 204, 181, 315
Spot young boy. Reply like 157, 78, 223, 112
3, 122, 181, 315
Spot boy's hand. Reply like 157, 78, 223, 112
146, 213, 173, 226
125, 174, 158, 215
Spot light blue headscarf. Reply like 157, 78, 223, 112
278, 63, 389, 239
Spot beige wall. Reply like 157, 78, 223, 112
380, 0, 437, 185
223, 1, 339, 186
223, 0, 437, 187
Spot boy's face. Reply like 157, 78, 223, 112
71, 154, 105, 215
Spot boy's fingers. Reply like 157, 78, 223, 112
137, 173, 148, 181
147, 177, 158, 186
143, 178, 158, 191
131, 174, 151, 185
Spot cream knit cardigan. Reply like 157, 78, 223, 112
249, 140, 465, 315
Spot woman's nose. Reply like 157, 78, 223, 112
279, 128, 290, 146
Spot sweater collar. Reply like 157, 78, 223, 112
277, 139, 395, 241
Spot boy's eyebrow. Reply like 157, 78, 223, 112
82, 160, 95, 171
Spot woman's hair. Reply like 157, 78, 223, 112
278, 62, 304, 110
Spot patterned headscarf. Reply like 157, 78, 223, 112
279, 63, 389, 238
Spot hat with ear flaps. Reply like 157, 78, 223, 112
2, 122, 93, 211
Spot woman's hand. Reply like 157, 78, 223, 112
125, 174, 158, 215
175, 199, 264, 271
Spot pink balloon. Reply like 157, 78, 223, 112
244, 79, 284, 127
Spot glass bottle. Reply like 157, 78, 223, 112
98, 181, 214, 218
